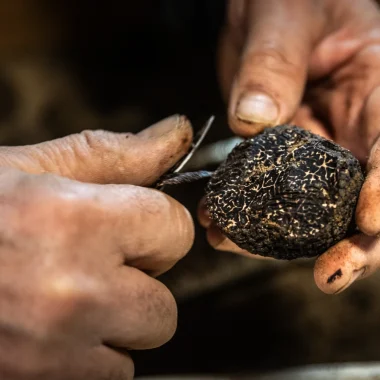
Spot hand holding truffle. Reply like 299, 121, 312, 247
202, 0, 380, 294
315, 137, 380, 294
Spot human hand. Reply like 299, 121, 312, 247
0, 115, 194, 380
200, 0, 380, 293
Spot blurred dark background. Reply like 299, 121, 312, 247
1, 1, 380, 378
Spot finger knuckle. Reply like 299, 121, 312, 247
79, 129, 134, 154
0, 173, 96, 245
242, 46, 303, 79
0, 171, 53, 238
34, 273, 101, 332
80, 129, 112, 151
0, 170, 59, 210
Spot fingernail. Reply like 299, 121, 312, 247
215, 237, 241, 252
207, 224, 243, 252
139, 114, 190, 139
236, 92, 279, 125
214, 234, 261, 258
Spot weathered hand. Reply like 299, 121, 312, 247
201, 0, 380, 293
0, 115, 194, 379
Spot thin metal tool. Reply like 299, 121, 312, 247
184, 136, 243, 171
156, 115, 215, 190
173, 115, 215, 173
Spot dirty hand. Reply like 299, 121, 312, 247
200, 0, 380, 294
0, 115, 194, 379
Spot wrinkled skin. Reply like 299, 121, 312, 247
0, 115, 195, 380
199, 0, 380, 294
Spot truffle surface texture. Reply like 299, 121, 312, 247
205, 125, 364, 260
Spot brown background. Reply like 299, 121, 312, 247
0, 1, 380, 377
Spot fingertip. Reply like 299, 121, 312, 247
355, 175, 380, 237
314, 256, 353, 295
229, 91, 280, 137
362, 86, 380, 159
355, 115, 380, 236
206, 223, 227, 248
206, 223, 266, 259
142, 113, 194, 163
313, 237, 369, 295
127, 114, 194, 186
138, 114, 193, 156
138, 114, 193, 143
351, 125, 380, 237
197, 196, 212, 228
235, 92, 279, 126
228, 114, 275, 138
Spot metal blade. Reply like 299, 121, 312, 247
173, 115, 215, 173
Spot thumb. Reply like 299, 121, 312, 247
226, 0, 322, 136
0, 114, 193, 186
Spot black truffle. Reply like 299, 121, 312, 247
205, 125, 365, 260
